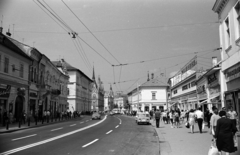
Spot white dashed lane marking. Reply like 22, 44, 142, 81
106, 130, 113, 134
115, 125, 119, 128
12, 134, 37, 141
82, 139, 99, 148
51, 128, 63, 131
80, 122, 84, 124
70, 124, 76, 126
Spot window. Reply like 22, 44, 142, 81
30, 67, 34, 82
182, 84, 188, 91
235, 2, 240, 39
19, 63, 24, 78
173, 90, 177, 94
152, 92, 156, 100
4, 57, 9, 73
224, 18, 231, 48
34, 68, 37, 83
191, 81, 196, 87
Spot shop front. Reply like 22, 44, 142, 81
224, 63, 240, 130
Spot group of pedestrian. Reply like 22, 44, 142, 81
209, 106, 238, 155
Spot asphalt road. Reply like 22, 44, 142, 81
0, 115, 159, 155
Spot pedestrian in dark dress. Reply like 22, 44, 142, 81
215, 110, 238, 154
155, 109, 161, 128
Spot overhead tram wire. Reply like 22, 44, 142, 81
75, 37, 92, 69
71, 38, 91, 72
33, 0, 69, 33
41, 0, 74, 33
112, 48, 219, 67
36, 0, 73, 33
61, 0, 121, 65
76, 35, 113, 66
34, 0, 114, 67
15, 21, 218, 35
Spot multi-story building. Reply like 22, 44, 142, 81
213, 0, 240, 134
0, 31, 32, 122
196, 57, 222, 112
104, 85, 114, 111
53, 60, 92, 113
128, 73, 169, 112
169, 56, 199, 111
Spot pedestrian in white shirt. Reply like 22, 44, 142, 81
195, 107, 204, 133
228, 106, 238, 127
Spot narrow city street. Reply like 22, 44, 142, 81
0, 115, 159, 155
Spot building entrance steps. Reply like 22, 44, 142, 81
150, 119, 240, 155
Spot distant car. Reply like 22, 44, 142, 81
109, 111, 114, 116
135, 113, 151, 125
92, 112, 101, 120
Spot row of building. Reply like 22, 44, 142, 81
0, 28, 114, 122
127, 1, 240, 133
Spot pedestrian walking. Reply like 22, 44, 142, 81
169, 110, 174, 128
47, 110, 50, 123
227, 106, 238, 128
174, 110, 180, 128
195, 107, 204, 133
206, 108, 212, 128
22, 110, 26, 124
188, 109, 196, 133
209, 106, 220, 136
171, 110, 176, 128
215, 110, 238, 154
155, 109, 161, 128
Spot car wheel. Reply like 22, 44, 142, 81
137, 122, 140, 125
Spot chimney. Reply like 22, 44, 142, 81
212, 57, 217, 67
151, 73, 154, 79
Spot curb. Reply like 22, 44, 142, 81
0, 116, 86, 134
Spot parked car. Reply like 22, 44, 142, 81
109, 111, 114, 116
135, 112, 151, 125
92, 112, 101, 120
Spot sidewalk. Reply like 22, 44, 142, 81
151, 120, 240, 155
0, 116, 85, 134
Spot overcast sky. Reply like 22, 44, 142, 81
0, 0, 220, 93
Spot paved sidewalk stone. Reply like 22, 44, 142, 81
151, 120, 240, 155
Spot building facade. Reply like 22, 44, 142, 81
128, 73, 169, 112
91, 68, 104, 111
213, 0, 240, 130
53, 60, 92, 113
104, 85, 114, 111
0, 32, 32, 122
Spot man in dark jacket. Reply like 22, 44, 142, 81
155, 109, 161, 128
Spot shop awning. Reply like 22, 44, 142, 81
209, 94, 220, 101
169, 102, 178, 107
198, 99, 207, 105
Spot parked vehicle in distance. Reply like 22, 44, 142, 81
135, 112, 151, 125
92, 112, 101, 120
109, 111, 114, 116
112, 109, 120, 114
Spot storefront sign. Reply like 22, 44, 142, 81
226, 63, 240, 82
170, 56, 197, 87
0, 85, 11, 97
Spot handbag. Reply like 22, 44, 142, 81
208, 139, 220, 155
233, 134, 238, 148
185, 122, 190, 128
